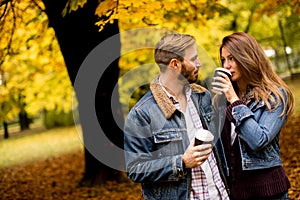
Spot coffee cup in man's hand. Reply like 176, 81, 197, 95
194, 129, 214, 146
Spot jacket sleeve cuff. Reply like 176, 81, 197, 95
175, 155, 187, 179
226, 100, 246, 122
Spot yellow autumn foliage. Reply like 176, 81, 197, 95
1, 0, 299, 124
0, 0, 73, 122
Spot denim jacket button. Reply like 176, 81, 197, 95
178, 168, 182, 177
244, 163, 249, 168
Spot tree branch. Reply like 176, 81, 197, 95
0, 0, 12, 8
0, 1, 8, 19
31, 0, 45, 11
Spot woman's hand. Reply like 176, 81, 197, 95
211, 71, 239, 104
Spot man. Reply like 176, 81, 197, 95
124, 33, 229, 199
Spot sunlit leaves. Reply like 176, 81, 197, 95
1, 0, 299, 124
0, 0, 73, 122
95, 0, 117, 17
94, 0, 227, 31
62, 0, 87, 16
255, 0, 300, 17
95, 0, 118, 31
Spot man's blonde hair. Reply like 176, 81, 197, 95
154, 33, 195, 72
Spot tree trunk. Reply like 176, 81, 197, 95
244, 4, 256, 33
19, 95, 30, 131
42, 0, 124, 185
278, 18, 292, 74
3, 121, 9, 139
19, 111, 30, 131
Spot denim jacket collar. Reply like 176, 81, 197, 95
150, 75, 206, 119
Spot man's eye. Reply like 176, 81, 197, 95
191, 57, 198, 62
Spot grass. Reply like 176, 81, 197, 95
0, 125, 83, 168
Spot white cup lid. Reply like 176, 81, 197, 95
195, 129, 214, 142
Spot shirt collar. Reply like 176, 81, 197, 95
158, 77, 192, 112
150, 75, 206, 119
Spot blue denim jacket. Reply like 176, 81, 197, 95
225, 88, 287, 171
124, 76, 225, 199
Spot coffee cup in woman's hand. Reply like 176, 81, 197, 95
214, 67, 232, 81
212, 67, 232, 94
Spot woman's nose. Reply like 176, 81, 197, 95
223, 60, 230, 69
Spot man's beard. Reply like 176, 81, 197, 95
178, 63, 197, 84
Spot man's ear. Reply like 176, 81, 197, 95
170, 58, 181, 71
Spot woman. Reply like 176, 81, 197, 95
212, 32, 294, 199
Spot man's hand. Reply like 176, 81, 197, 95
182, 139, 212, 168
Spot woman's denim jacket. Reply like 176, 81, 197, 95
216, 88, 288, 174
124, 76, 227, 199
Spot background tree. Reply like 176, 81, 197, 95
255, 0, 300, 73
218, 0, 300, 73
40, 0, 124, 185
0, 0, 73, 137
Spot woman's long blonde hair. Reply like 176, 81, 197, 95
220, 32, 294, 117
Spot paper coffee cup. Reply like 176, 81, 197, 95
214, 67, 232, 80
194, 129, 214, 146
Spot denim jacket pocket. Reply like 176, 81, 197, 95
153, 129, 183, 143
153, 129, 184, 157
240, 140, 281, 170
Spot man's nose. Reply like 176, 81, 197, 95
195, 59, 201, 69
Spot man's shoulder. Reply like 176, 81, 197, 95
190, 83, 207, 93
130, 90, 155, 111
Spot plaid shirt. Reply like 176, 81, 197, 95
186, 88, 229, 200
159, 81, 229, 200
